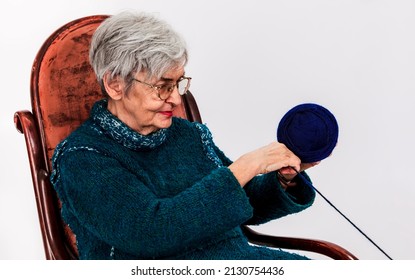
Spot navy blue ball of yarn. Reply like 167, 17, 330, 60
277, 103, 339, 163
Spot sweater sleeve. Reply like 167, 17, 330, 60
212, 145, 316, 225
56, 149, 253, 259
242, 171, 316, 225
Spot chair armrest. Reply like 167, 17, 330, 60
14, 110, 45, 176
38, 169, 78, 260
14, 110, 53, 258
242, 226, 358, 260
15, 111, 78, 259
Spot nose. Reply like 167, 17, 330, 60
165, 85, 182, 107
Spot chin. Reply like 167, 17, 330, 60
157, 118, 173, 129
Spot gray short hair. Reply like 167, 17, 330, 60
89, 11, 188, 95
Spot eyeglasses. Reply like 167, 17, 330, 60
133, 76, 192, 100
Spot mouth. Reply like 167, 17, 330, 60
159, 111, 173, 117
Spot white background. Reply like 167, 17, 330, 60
1, 0, 414, 260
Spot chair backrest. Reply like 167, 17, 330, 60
16, 15, 202, 260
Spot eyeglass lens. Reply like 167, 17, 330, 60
159, 78, 190, 99
177, 78, 190, 95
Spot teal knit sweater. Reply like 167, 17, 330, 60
51, 99, 316, 260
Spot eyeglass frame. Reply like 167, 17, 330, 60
132, 76, 192, 101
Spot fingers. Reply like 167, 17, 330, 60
274, 144, 322, 176
261, 142, 301, 174
279, 166, 297, 175
278, 161, 321, 177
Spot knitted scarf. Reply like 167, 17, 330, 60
92, 99, 168, 151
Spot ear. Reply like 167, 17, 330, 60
103, 73, 124, 100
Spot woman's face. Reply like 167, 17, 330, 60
107, 66, 184, 135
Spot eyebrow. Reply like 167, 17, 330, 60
159, 77, 174, 83
159, 73, 186, 83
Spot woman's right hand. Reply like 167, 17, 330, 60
228, 142, 301, 187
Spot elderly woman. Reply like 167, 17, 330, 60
51, 11, 318, 260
